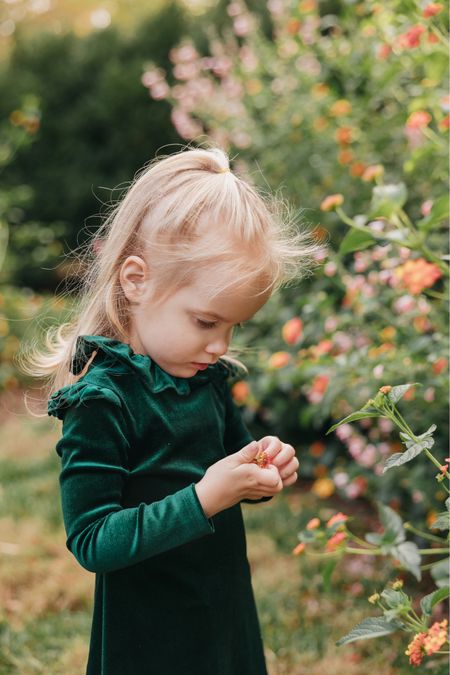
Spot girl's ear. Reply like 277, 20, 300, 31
120, 256, 149, 303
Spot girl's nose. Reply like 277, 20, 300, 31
205, 336, 229, 357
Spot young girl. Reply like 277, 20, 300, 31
28, 145, 325, 674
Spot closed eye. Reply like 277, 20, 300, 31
196, 318, 217, 329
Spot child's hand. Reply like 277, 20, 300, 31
256, 436, 299, 488
195, 441, 283, 518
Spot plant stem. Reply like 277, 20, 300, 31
345, 547, 383, 555
420, 559, 448, 571
404, 522, 446, 544
418, 548, 450, 555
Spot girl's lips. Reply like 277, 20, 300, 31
192, 362, 209, 370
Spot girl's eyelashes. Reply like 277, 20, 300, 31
194, 318, 244, 330
195, 318, 217, 329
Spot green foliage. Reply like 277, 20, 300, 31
0, 1, 190, 288
150, 0, 448, 515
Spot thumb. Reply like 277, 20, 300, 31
237, 440, 260, 463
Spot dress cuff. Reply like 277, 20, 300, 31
188, 483, 215, 533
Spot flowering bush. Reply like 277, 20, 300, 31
293, 383, 449, 668
141, 0, 449, 515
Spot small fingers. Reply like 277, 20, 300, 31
282, 472, 298, 487
278, 456, 300, 480
270, 443, 296, 467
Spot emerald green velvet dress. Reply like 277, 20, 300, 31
48, 335, 269, 675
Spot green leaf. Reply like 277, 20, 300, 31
399, 425, 436, 445
392, 542, 422, 581
420, 586, 450, 616
365, 532, 383, 545
431, 558, 450, 588
369, 183, 407, 218
382, 436, 434, 473
417, 195, 450, 233
326, 411, 380, 435
336, 617, 402, 646
385, 383, 421, 404
431, 511, 450, 531
378, 503, 406, 544
339, 228, 376, 255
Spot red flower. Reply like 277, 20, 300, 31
398, 24, 426, 49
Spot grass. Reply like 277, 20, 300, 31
0, 390, 447, 674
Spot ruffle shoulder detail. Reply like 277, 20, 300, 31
68, 335, 235, 396
48, 381, 122, 420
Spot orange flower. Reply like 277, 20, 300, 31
379, 385, 392, 394
306, 517, 321, 530
432, 357, 448, 375
326, 512, 348, 528
325, 530, 347, 551
423, 619, 448, 655
338, 149, 353, 165
282, 317, 303, 345
231, 381, 250, 404
362, 164, 384, 181
329, 99, 352, 117
395, 258, 442, 294
405, 631, 427, 666
406, 619, 449, 665
320, 194, 344, 211
310, 340, 333, 358
335, 126, 353, 144
423, 3, 444, 17
312, 83, 329, 98
286, 18, 301, 35
309, 441, 326, 457
311, 477, 335, 499
268, 351, 291, 369
253, 450, 270, 468
350, 162, 366, 177
406, 110, 432, 128
292, 542, 306, 555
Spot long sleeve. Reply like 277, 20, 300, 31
54, 390, 215, 574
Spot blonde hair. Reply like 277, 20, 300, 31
21, 143, 327, 405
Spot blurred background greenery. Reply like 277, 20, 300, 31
0, 0, 448, 673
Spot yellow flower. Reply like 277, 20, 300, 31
329, 99, 352, 117
368, 593, 380, 604
311, 477, 335, 499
